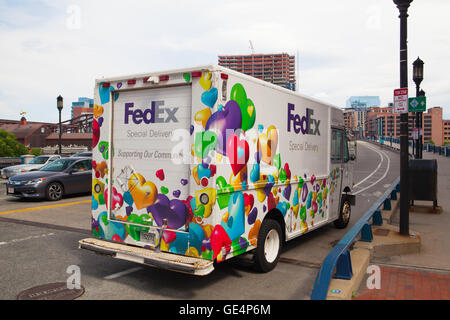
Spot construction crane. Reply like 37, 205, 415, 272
249, 40, 255, 54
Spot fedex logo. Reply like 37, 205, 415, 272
287, 103, 320, 136
124, 101, 178, 124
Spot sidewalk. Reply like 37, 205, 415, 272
354, 266, 450, 300
353, 147, 450, 300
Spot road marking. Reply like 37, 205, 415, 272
353, 147, 391, 196
0, 232, 55, 246
353, 141, 384, 188
0, 200, 91, 216
104, 267, 143, 280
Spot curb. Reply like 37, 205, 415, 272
326, 248, 370, 300
325, 195, 421, 300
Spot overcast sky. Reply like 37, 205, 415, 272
1, 0, 449, 123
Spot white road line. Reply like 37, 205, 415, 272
353, 142, 384, 188
104, 267, 143, 280
353, 147, 391, 196
0, 233, 55, 246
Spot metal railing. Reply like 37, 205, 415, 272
310, 176, 400, 300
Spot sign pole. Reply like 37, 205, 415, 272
394, 0, 412, 236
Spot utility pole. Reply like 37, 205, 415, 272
393, 0, 413, 236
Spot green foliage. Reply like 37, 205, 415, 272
428, 139, 435, 145
0, 129, 29, 157
30, 148, 41, 156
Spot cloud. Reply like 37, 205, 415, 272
0, 0, 449, 123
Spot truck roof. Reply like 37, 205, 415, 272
95, 64, 341, 112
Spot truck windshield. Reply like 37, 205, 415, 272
29, 156, 50, 164
40, 159, 76, 172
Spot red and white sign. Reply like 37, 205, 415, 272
394, 88, 408, 113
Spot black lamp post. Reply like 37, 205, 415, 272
413, 57, 424, 159
57, 95, 63, 155
393, 0, 413, 236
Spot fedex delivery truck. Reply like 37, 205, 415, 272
79, 65, 355, 275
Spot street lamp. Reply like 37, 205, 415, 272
57, 95, 63, 155
393, 0, 413, 236
413, 57, 424, 159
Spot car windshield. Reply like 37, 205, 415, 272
28, 156, 50, 164
40, 159, 76, 172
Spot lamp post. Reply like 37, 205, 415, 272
413, 57, 424, 159
393, 0, 413, 236
57, 95, 63, 155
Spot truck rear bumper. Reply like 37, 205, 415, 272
78, 238, 214, 276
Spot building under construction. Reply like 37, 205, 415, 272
218, 52, 296, 91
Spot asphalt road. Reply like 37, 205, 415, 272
0, 141, 400, 300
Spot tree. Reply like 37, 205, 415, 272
0, 129, 29, 157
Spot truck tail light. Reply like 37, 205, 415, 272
159, 75, 169, 81
192, 71, 202, 78
102, 82, 111, 88
127, 79, 136, 85
221, 73, 229, 80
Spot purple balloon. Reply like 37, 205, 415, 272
283, 185, 292, 201
239, 237, 248, 249
202, 239, 211, 251
125, 205, 133, 216
205, 100, 242, 155
248, 207, 258, 225
302, 184, 309, 202
173, 190, 181, 198
148, 194, 188, 229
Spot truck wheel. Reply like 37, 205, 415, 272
46, 182, 63, 201
253, 219, 282, 273
334, 196, 351, 229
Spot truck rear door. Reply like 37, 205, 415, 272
106, 84, 192, 242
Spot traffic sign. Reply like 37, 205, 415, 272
408, 96, 426, 112
394, 88, 408, 113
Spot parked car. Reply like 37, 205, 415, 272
70, 152, 92, 158
1, 155, 61, 179
6, 157, 92, 201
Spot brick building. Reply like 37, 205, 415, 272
365, 106, 447, 146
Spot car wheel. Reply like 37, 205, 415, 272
253, 219, 282, 273
334, 196, 351, 229
46, 182, 63, 201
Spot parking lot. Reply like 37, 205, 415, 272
0, 141, 401, 300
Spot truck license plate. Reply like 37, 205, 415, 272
140, 229, 159, 246
8, 188, 14, 194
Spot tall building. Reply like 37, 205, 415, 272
71, 97, 94, 119
218, 53, 296, 91
346, 96, 381, 109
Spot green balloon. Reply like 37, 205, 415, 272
125, 214, 151, 241
216, 176, 234, 209
230, 83, 256, 131
194, 131, 217, 159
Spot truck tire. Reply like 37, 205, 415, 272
46, 182, 63, 201
334, 196, 351, 229
253, 219, 282, 273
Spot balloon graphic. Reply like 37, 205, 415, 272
230, 83, 256, 131
205, 100, 242, 155
226, 134, 249, 176
148, 194, 188, 230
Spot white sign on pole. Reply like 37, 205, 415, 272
394, 88, 408, 113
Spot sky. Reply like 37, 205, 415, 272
1, 0, 449, 123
